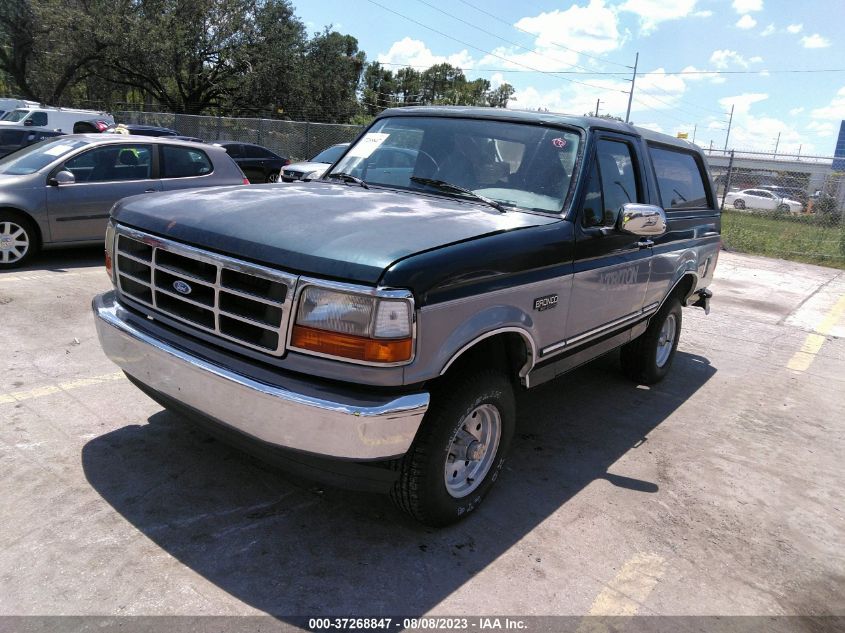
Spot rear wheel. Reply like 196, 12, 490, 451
391, 369, 515, 526
733, 199, 746, 209
777, 203, 790, 213
0, 212, 38, 269
621, 296, 682, 385
266, 171, 279, 183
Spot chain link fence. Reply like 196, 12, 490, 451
705, 148, 845, 269
114, 112, 364, 162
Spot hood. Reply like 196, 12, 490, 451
284, 161, 329, 174
112, 182, 559, 284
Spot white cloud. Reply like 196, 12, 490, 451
732, 0, 763, 12
786, 23, 803, 34
616, 0, 697, 35
760, 23, 776, 36
479, 1, 624, 72
489, 73, 505, 89
788, 107, 804, 116
636, 122, 665, 133
810, 86, 845, 120
719, 93, 768, 114
710, 49, 749, 69
681, 65, 727, 85
716, 92, 811, 153
377, 37, 474, 69
693, 10, 713, 17
749, 56, 763, 63
801, 34, 831, 48
736, 15, 757, 29
806, 120, 835, 136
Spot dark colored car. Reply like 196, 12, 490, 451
114, 124, 179, 137
0, 135, 247, 268
94, 107, 719, 526
213, 142, 290, 183
0, 127, 65, 158
72, 119, 115, 134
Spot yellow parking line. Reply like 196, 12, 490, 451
787, 294, 845, 372
0, 372, 124, 405
585, 552, 666, 616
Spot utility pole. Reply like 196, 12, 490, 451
797, 144, 802, 161
595, 98, 601, 116
692, 124, 697, 144
723, 104, 735, 153
773, 132, 780, 157
625, 52, 639, 124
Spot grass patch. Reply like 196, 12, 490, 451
721, 210, 845, 270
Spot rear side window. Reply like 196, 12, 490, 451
222, 143, 243, 158
650, 146, 709, 210
30, 111, 48, 126
161, 145, 213, 178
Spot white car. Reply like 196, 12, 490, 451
723, 188, 803, 213
280, 143, 349, 182
0, 106, 114, 133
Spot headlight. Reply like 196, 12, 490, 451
290, 284, 414, 364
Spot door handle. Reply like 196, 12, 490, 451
638, 239, 654, 249
144, 189, 157, 193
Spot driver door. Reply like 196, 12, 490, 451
46, 143, 160, 242
566, 135, 652, 340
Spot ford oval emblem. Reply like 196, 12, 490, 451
172, 280, 192, 295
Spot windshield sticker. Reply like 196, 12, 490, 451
346, 132, 390, 159
43, 144, 76, 156
552, 137, 568, 149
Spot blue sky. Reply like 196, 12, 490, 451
292, 0, 845, 156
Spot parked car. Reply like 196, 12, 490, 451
0, 106, 114, 133
281, 143, 349, 181
213, 142, 290, 183
0, 98, 41, 119
0, 135, 246, 268
723, 188, 802, 213
756, 184, 808, 204
93, 107, 719, 526
72, 118, 115, 134
0, 127, 65, 158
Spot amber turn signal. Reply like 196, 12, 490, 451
291, 325, 412, 363
104, 249, 113, 277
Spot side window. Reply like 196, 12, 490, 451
161, 145, 212, 178
583, 139, 640, 227
64, 145, 152, 182
223, 144, 242, 158
650, 145, 709, 210
30, 111, 48, 126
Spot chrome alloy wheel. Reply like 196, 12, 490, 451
655, 313, 677, 368
0, 221, 29, 265
444, 403, 502, 498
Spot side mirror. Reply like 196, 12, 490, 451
617, 203, 667, 237
49, 170, 76, 186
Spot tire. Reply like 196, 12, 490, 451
266, 171, 279, 183
733, 199, 745, 209
621, 296, 682, 385
777, 203, 790, 213
391, 369, 516, 527
0, 212, 38, 269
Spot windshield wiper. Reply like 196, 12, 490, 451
410, 176, 506, 213
327, 172, 369, 189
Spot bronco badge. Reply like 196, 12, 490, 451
533, 294, 558, 311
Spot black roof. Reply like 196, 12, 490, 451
377, 106, 699, 152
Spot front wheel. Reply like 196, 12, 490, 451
391, 369, 515, 526
0, 213, 38, 269
621, 297, 682, 385
266, 171, 279, 183
733, 199, 746, 209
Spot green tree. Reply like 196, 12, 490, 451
301, 29, 364, 122
487, 83, 515, 108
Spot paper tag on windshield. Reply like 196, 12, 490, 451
346, 133, 389, 159
44, 144, 75, 156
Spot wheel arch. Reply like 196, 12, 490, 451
439, 327, 536, 384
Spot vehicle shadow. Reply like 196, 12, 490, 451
1, 246, 104, 273
81, 351, 715, 616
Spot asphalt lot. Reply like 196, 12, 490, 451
1, 246, 843, 624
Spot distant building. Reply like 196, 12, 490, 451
834, 120, 845, 171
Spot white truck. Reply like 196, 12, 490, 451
0, 105, 114, 133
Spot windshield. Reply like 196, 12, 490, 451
328, 116, 581, 213
2, 109, 30, 122
311, 144, 347, 164
0, 138, 89, 175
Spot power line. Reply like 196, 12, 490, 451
364, 0, 628, 94
454, 0, 632, 69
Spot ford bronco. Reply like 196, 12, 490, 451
93, 107, 719, 526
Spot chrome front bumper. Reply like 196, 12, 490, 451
93, 292, 429, 460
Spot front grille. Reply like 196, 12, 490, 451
114, 226, 298, 356
282, 170, 302, 180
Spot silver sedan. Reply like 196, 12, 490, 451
0, 135, 247, 268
